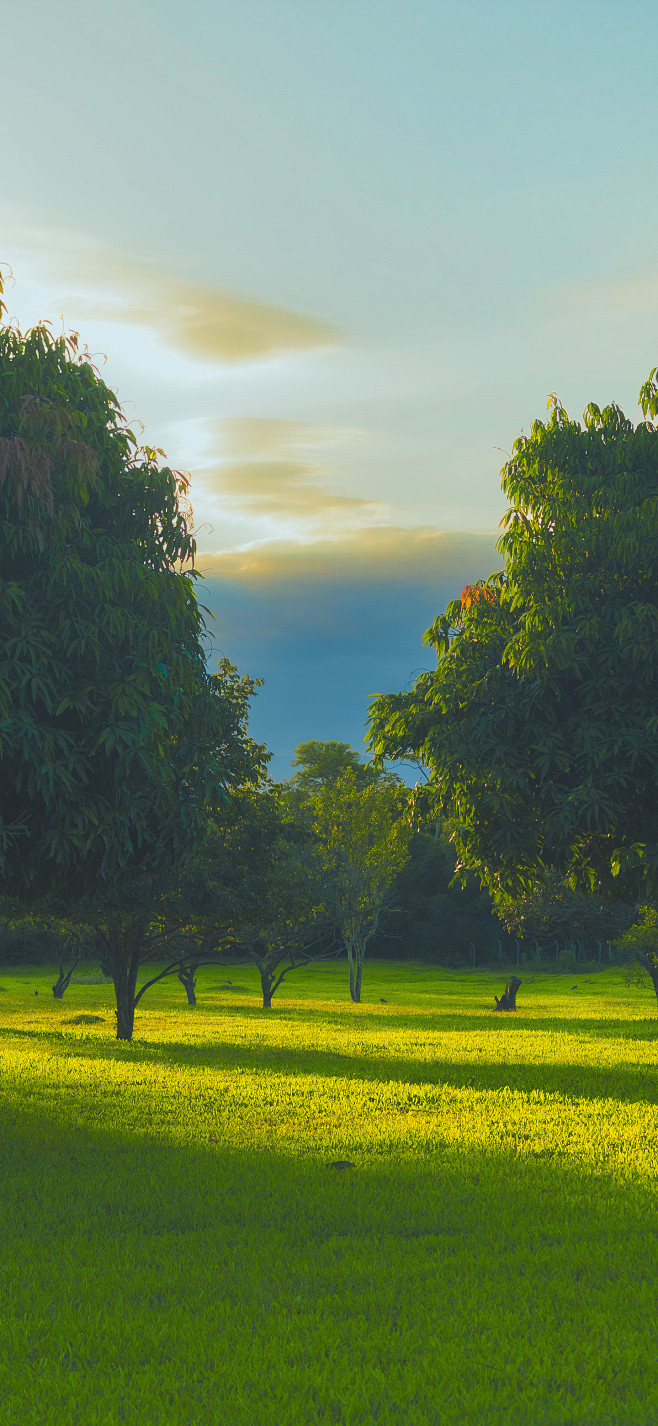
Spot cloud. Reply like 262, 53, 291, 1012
197, 525, 500, 590
194, 526, 500, 775
199, 459, 381, 519
190, 415, 387, 536
4, 219, 339, 363
545, 268, 658, 323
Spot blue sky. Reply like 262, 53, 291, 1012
2, 0, 658, 774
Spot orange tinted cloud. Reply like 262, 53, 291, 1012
192, 416, 384, 531
6, 224, 339, 363
197, 526, 499, 587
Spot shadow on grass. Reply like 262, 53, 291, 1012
3, 1094, 658, 1426
2, 1021, 656, 1105
145, 997, 658, 1046
2, 1091, 657, 1249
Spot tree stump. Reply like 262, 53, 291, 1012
494, 976, 521, 1011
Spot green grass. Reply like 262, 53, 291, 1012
1, 961, 657, 1425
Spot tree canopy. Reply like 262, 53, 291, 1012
289, 739, 377, 791
311, 770, 410, 1002
0, 284, 267, 908
368, 376, 658, 904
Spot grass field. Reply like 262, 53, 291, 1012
1, 961, 657, 1425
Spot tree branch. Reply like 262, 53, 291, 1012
133, 955, 233, 1006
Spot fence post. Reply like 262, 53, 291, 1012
596, 940, 602, 965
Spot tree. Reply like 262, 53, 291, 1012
368, 376, 658, 906
289, 739, 377, 792
616, 906, 658, 1010
0, 281, 268, 1035
183, 785, 337, 1010
237, 830, 336, 1009
151, 786, 304, 1012
79, 666, 267, 1040
370, 828, 501, 965
311, 771, 411, 1002
494, 872, 637, 952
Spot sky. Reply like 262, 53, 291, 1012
2, 0, 658, 775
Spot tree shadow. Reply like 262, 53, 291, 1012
159, 996, 658, 1043
4, 1092, 658, 1423
3, 1021, 656, 1105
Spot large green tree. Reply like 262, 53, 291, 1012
368, 376, 658, 905
0, 282, 267, 1032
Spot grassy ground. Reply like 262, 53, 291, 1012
1, 960, 657, 1425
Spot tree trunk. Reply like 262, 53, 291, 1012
260, 968, 273, 1009
96, 910, 148, 1041
111, 944, 141, 1042
52, 952, 82, 999
644, 962, 658, 1013
178, 965, 198, 1006
52, 972, 69, 1000
347, 944, 362, 1003
115, 980, 136, 1040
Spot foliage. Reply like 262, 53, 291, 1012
81, 741, 268, 1039
0, 279, 266, 905
368, 377, 658, 904
2, 965, 658, 1424
288, 738, 378, 792
372, 831, 503, 964
0, 913, 61, 966
233, 817, 336, 1008
494, 872, 638, 948
616, 904, 658, 1008
310, 770, 411, 1001
0, 282, 268, 1034
169, 787, 336, 1009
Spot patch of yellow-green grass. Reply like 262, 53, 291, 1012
1, 962, 657, 1425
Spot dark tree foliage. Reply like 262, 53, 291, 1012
82, 667, 267, 1040
617, 906, 658, 1010
370, 832, 501, 964
0, 279, 268, 1035
495, 872, 637, 949
151, 784, 336, 1011
0, 283, 265, 905
369, 377, 658, 904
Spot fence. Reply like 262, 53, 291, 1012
466, 937, 630, 970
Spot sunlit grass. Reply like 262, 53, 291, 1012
1, 963, 657, 1424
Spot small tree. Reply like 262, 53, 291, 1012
616, 907, 658, 1012
82, 701, 267, 1041
175, 786, 337, 1010
237, 828, 336, 1008
312, 771, 411, 1002
159, 785, 284, 1009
